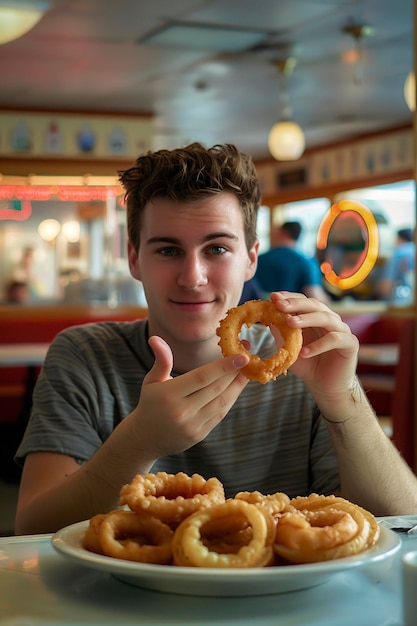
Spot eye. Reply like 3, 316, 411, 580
208, 245, 227, 255
158, 247, 181, 257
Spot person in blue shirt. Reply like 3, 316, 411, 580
255, 221, 328, 302
238, 277, 264, 304
378, 227, 415, 302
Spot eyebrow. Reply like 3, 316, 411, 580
146, 232, 240, 246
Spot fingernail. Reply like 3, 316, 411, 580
233, 356, 246, 368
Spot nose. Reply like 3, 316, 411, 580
177, 252, 208, 289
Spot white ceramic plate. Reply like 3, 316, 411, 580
52, 521, 400, 597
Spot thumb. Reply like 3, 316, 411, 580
145, 335, 174, 383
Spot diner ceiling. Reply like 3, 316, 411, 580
0, 0, 414, 161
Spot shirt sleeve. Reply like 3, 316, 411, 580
15, 329, 116, 466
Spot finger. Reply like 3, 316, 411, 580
271, 290, 306, 302
178, 352, 250, 397
145, 335, 174, 383
299, 329, 359, 358
189, 374, 249, 439
271, 294, 346, 331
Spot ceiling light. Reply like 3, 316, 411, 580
0, 1, 49, 45
404, 71, 415, 111
61, 220, 81, 243
38, 218, 60, 242
268, 58, 305, 161
268, 120, 305, 161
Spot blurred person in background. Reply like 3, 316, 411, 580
10, 246, 41, 300
2, 280, 30, 304
377, 227, 415, 303
238, 276, 264, 304
255, 221, 328, 302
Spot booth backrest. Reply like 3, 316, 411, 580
0, 304, 148, 424
342, 312, 415, 468
391, 318, 415, 468
0, 304, 148, 344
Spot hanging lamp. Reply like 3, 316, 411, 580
268, 58, 305, 161
0, 1, 49, 45
342, 23, 373, 85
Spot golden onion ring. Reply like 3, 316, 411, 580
172, 499, 274, 568
216, 300, 302, 384
119, 471, 225, 526
274, 493, 380, 564
98, 509, 174, 564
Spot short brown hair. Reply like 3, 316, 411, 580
119, 142, 261, 252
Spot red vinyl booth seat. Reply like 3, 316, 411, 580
0, 304, 148, 425
343, 313, 415, 468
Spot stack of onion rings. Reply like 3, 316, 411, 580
82, 472, 381, 568
216, 300, 302, 384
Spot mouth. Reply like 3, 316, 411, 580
170, 299, 214, 311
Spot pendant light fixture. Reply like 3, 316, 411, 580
268, 58, 305, 161
0, 1, 49, 45
342, 23, 373, 86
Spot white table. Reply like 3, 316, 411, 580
0, 342, 50, 367
358, 343, 399, 366
0, 517, 416, 626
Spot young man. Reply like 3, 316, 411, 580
15, 143, 417, 534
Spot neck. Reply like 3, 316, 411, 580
172, 337, 222, 374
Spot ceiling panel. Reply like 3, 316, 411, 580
0, 0, 413, 160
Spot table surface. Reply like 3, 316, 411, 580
0, 342, 398, 368
358, 343, 400, 366
0, 516, 416, 626
0, 342, 50, 366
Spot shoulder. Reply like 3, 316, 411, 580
47, 319, 150, 366
54, 318, 147, 343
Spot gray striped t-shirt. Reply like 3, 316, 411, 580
16, 319, 339, 498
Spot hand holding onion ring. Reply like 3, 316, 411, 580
216, 300, 302, 384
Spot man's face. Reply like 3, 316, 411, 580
128, 192, 258, 350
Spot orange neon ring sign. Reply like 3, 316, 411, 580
316, 200, 379, 290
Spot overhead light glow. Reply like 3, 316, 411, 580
38, 218, 61, 242
268, 120, 305, 161
0, 1, 49, 45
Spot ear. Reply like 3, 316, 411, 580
245, 240, 259, 281
127, 241, 142, 281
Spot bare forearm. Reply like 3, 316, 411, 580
318, 381, 417, 515
15, 415, 156, 534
